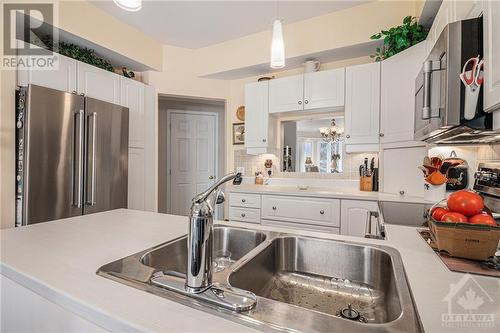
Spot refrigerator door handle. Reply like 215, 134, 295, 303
86, 112, 97, 206
73, 110, 84, 208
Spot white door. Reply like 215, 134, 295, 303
303, 68, 345, 110
269, 75, 304, 113
345, 62, 381, 145
169, 112, 216, 216
340, 200, 379, 237
380, 42, 426, 144
120, 77, 145, 147
77, 62, 120, 104
245, 81, 269, 149
484, 0, 500, 112
17, 52, 77, 93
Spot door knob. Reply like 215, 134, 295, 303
320, 210, 325, 215
272, 206, 277, 210
379, 133, 385, 137
262, 138, 267, 143
241, 213, 246, 218
304, 100, 309, 104
298, 101, 302, 105
209, 176, 214, 179
346, 134, 351, 138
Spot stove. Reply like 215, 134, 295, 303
474, 162, 500, 214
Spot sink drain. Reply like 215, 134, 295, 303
336, 304, 367, 323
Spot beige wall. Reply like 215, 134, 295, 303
195, 0, 419, 76
58, 1, 162, 70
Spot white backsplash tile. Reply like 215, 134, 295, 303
233, 148, 378, 180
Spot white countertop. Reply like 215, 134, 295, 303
228, 184, 434, 204
1, 209, 499, 332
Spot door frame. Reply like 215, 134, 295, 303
166, 109, 219, 215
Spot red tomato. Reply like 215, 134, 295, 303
431, 207, 449, 221
468, 213, 497, 226
447, 190, 484, 217
441, 212, 468, 223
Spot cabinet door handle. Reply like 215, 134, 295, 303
241, 213, 246, 218
298, 101, 302, 105
272, 206, 277, 210
346, 134, 350, 139
379, 133, 384, 137
399, 190, 405, 196
262, 138, 266, 143
241, 198, 246, 203
304, 100, 309, 104
320, 210, 325, 215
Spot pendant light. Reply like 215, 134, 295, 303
113, 0, 142, 12
270, 2, 285, 69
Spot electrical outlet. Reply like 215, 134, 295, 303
236, 166, 245, 175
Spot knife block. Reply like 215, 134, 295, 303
360, 176, 373, 191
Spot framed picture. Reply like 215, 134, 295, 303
232, 122, 245, 145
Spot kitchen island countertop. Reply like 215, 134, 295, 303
1, 209, 498, 332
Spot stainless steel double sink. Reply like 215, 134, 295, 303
97, 225, 422, 332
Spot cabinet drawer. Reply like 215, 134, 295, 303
262, 219, 339, 234
262, 195, 340, 227
229, 193, 261, 208
229, 207, 261, 224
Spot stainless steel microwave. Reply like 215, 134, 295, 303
414, 17, 497, 144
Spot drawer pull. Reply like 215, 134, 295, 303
241, 213, 246, 218
272, 206, 277, 211
320, 210, 325, 215
241, 199, 246, 203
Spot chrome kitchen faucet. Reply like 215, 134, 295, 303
142, 172, 257, 312
187, 172, 238, 292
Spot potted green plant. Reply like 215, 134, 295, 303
370, 16, 428, 61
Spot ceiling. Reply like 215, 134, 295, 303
90, 0, 370, 49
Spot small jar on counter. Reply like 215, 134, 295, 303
255, 172, 264, 185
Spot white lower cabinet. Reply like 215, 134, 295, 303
128, 148, 145, 210
340, 200, 379, 237
483, 0, 500, 112
229, 207, 261, 224
228, 192, 384, 238
261, 195, 340, 227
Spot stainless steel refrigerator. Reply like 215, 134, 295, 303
15, 84, 129, 226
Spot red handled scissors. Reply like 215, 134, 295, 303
460, 55, 484, 91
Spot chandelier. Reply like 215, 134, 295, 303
319, 119, 344, 143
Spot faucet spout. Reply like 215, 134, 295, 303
186, 172, 239, 292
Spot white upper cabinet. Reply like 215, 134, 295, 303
120, 77, 145, 148
303, 68, 345, 110
269, 75, 304, 113
344, 62, 381, 145
245, 81, 274, 151
340, 200, 379, 237
77, 62, 120, 105
483, 0, 500, 112
17, 53, 77, 93
426, 0, 456, 54
380, 42, 426, 144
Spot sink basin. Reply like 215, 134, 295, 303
97, 225, 422, 333
229, 236, 399, 323
140, 226, 267, 275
